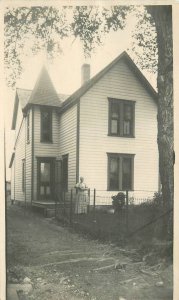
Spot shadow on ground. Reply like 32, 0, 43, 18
7, 203, 173, 300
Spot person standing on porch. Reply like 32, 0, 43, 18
75, 177, 88, 214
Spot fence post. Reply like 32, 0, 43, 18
64, 191, 66, 218
55, 193, 57, 219
126, 190, 129, 234
70, 189, 73, 225
93, 188, 96, 221
88, 188, 90, 213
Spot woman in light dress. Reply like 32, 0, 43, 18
75, 177, 89, 214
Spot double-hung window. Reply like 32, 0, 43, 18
108, 153, 134, 191
108, 98, 135, 137
41, 107, 52, 143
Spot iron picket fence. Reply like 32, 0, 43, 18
55, 188, 168, 241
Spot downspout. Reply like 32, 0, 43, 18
76, 100, 80, 183
31, 106, 34, 204
14, 153, 15, 202
25, 115, 27, 208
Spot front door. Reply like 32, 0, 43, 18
37, 158, 54, 200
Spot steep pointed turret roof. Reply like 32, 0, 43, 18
27, 66, 61, 108
11, 67, 68, 129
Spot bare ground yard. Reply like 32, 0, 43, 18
7, 203, 173, 300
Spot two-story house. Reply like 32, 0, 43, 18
9, 51, 159, 208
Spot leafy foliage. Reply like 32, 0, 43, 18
112, 192, 125, 214
130, 7, 157, 74
4, 5, 157, 88
4, 6, 71, 87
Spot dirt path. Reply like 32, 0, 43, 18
7, 204, 173, 300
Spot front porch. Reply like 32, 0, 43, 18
32, 200, 57, 217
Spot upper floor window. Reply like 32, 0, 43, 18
107, 153, 134, 191
27, 113, 30, 143
108, 98, 135, 137
40, 107, 52, 143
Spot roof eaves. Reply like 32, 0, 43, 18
123, 53, 158, 102
16, 88, 32, 110
9, 152, 15, 168
61, 52, 126, 110
11, 92, 19, 130
62, 51, 158, 111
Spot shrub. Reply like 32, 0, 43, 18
111, 192, 125, 214
152, 192, 163, 208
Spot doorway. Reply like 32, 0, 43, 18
37, 158, 55, 200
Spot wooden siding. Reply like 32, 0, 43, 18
33, 105, 59, 200
12, 108, 32, 203
10, 161, 15, 200
79, 59, 158, 196
14, 119, 25, 202
25, 109, 32, 202
59, 105, 77, 190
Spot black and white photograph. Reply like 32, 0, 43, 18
2, 1, 177, 299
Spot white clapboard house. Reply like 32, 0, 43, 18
9, 51, 159, 208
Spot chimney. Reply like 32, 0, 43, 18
81, 64, 90, 85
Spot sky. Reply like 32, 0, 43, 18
4, 6, 156, 180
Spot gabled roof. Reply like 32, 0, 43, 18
11, 51, 158, 130
61, 51, 158, 111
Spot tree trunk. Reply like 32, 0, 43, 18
147, 6, 173, 236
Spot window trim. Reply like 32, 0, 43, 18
108, 98, 135, 138
107, 153, 135, 191
62, 154, 69, 192
27, 112, 30, 143
40, 107, 53, 143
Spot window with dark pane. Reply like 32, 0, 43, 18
108, 154, 134, 191
109, 156, 119, 190
40, 162, 51, 197
40, 162, 50, 182
110, 101, 120, 135
108, 99, 135, 137
38, 159, 54, 199
41, 108, 52, 142
122, 157, 132, 190
123, 104, 133, 136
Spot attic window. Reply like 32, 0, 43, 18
40, 107, 52, 143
